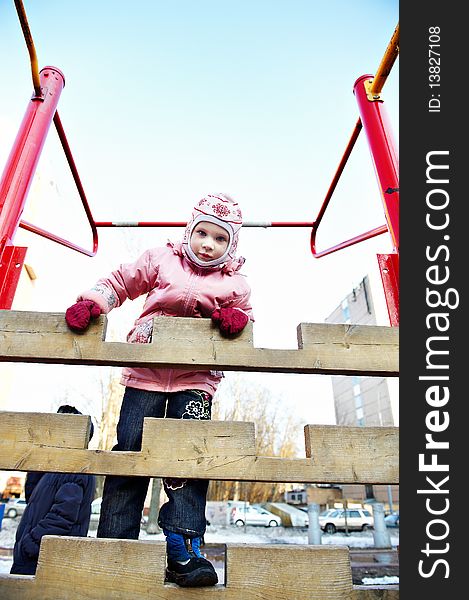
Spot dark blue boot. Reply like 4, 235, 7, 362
164, 530, 217, 587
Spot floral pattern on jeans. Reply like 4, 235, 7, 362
181, 390, 211, 420
163, 390, 211, 491
164, 478, 188, 491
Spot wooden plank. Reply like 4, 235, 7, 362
226, 544, 353, 599
0, 580, 400, 600
0, 537, 360, 599
0, 412, 92, 449
304, 425, 399, 484
0, 415, 398, 484
0, 310, 399, 376
141, 419, 256, 458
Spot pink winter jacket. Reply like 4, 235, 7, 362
78, 241, 253, 396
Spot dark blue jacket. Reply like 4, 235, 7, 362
24, 471, 45, 503
10, 472, 95, 575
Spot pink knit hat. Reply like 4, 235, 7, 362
182, 193, 243, 268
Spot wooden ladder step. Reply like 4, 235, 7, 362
0, 311, 399, 376
0, 536, 398, 599
0, 413, 398, 484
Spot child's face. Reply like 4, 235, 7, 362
190, 221, 230, 262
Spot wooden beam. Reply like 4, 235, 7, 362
0, 310, 399, 376
0, 536, 365, 599
304, 425, 399, 484
0, 414, 399, 484
0, 412, 92, 449
225, 544, 353, 599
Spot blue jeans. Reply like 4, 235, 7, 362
97, 386, 212, 539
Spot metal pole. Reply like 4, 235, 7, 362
372, 502, 392, 548
353, 74, 399, 325
387, 485, 394, 514
0, 67, 65, 250
94, 221, 315, 228
307, 503, 322, 545
0, 66, 65, 308
369, 23, 400, 96
353, 74, 399, 253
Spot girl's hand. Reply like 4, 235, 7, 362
211, 307, 249, 335
65, 300, 101, 332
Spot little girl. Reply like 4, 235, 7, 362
65, 193, 253, 587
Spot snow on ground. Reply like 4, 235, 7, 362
1, 517, 399, 584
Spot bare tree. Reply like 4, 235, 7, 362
93, 372, 124, 498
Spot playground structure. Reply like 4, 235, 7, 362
0, 3, 399, 599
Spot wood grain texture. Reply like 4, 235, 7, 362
0, 309, 400, 598
0, 414, 398, 484
0, 412, 92, 448
0, 538, 399, 598
0, 311, 399, 376
0, 537, 359, 599
304, 425, 399, 483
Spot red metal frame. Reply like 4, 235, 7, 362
0, 245, 27, 309
310, 118, 389, 258
2, 4, 398, 320
0, 66, 98, 308
310, 73, 399, 326
354, 74, 399, 326
0, 67, 64, 308
94, 221, 315, 228
0, 67, 64, 253
353, 75, 399, 252
377, 253, 399, 327
18, 110, 98, 257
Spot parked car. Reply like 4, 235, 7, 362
319, 509, 337, 518
230, 505, 281, 527
4, 497, 27, 518
318, 508, 373, 534
384, 512, 399, 528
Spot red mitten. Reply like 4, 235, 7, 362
65, 300, 101, 332
211, 307, 249, 335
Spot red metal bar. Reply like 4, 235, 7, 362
0, 245, 27, 309
312, 224, 388, 259
353, 74, 399, 252
94, 221, 316, 228
0, 66, 65, 307
17, 111, 99, 257
377, 253, 399, 326
313, 119, 362, 226
0, 67, 65, 255
310, 119, 389, 257
18, 219, 97, 256
354, 73, 399, 325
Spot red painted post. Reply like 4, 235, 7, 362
0, 246, 27, 309
353, 74, 399, 252
353, 74, 399, 325
377, 253, 399, 327
0, 66, 65, 308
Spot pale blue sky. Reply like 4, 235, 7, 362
0, 1, 399, 436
